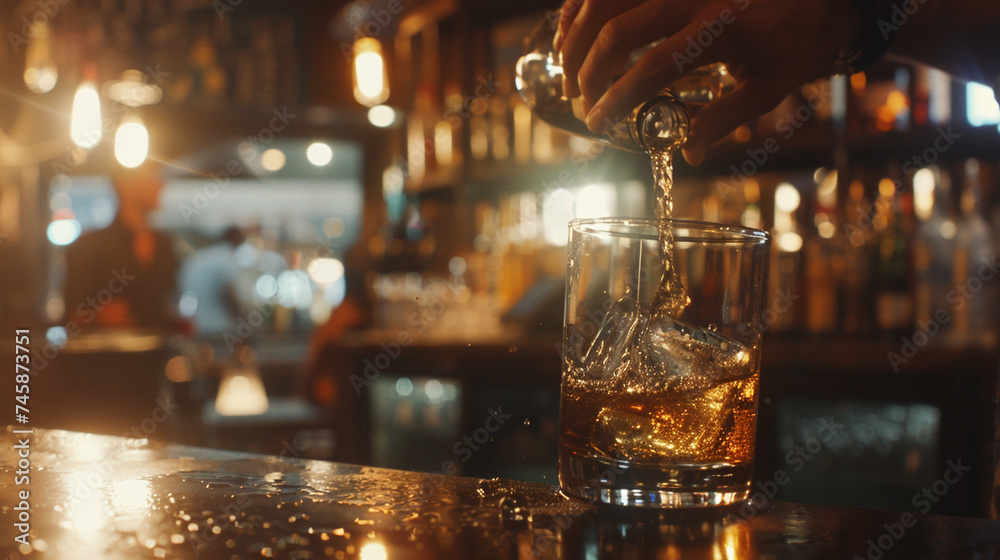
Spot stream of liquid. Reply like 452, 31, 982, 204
648, 143, 690, 319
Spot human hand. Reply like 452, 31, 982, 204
555, 0, 862, 165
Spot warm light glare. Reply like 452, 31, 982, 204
114, 120, 149, 168
24, 22, 57, 93
407, 116, 426, 183
850, 72, 866, 91
165, 356, 193, 383
816, 170, 837, 206
886, 90, 908, 114
215, 369, 269, 416
353, 38, 389, 106
774, 183, 801, 213
25, 66, 57, 94
359, 542, 388, 560
913, 167, 935, 221
307, 258, 345, 286
878, 178, 896, 198
110, 479, 153, 514
368, 105, 395, 127
307, 142, 333, 166
940, 219, 957, 240
542, 188, 575, 246
576, 184, 613, 219
778, 231, 803, 252
71, 82, 102, 149
261, 148, 286, 171
434, 121, 453, 167
355, 52, 385, 97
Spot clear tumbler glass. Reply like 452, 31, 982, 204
560, 218, 770, 507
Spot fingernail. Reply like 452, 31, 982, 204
585, 105, 603, 133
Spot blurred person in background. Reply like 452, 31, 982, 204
302, 244, 374, 389
63, 162, 180, 330
180, 226, 246, 336
299, 244, 374, 462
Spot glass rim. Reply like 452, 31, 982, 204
569, 217, 770, 244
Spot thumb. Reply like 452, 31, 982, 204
682, 76, 794, 166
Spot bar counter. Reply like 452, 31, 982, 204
3, 429, 999, 559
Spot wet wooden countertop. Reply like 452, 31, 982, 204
2, 428, 998, 559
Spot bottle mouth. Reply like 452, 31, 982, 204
636, 91, 690, 151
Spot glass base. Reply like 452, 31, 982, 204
559, 450, 752, 508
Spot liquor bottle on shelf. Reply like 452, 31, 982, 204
770, 182, 806, 332
489, 80, 512, 162
739, 178, 763, 230
953, 159, 995, 345
873, 166, 914, 333
863, 62, 912, 133
805, 169, 843, 334
911, 165, 955, 331
841, 171, 876, 335
911, 65, 953, 128
407, 87, 433, 186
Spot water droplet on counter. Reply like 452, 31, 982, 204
499, 495, 530, 524
264, 472, 286, 484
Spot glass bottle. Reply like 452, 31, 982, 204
515, 15, 735, 152
770, 182, 806, 332
911, 165, 955, 330
805, 168, 843, 334
873, 168, 914, 334
953, 159, 994, 345
841, 170, 876, 335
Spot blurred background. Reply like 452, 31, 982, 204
0, 0, 998, 519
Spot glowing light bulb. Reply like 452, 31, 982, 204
775, 183, 801, 213
306, 142, 333, 166
114, 119, 149, 168
260, 148, 286, 171
215, 368, 269, 416
71, 82, 102, 149
913, 167, 935, 221
306, 258, 344, 286
353, 38, 389, 107
368, 105, 395, 127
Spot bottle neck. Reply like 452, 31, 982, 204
628, 91, 690, 152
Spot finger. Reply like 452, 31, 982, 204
577, 1, 690, 108
554, 0, 585, 51
585, 19, 714, 133
560, 0, 640, 99
681, 75, 794, 166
